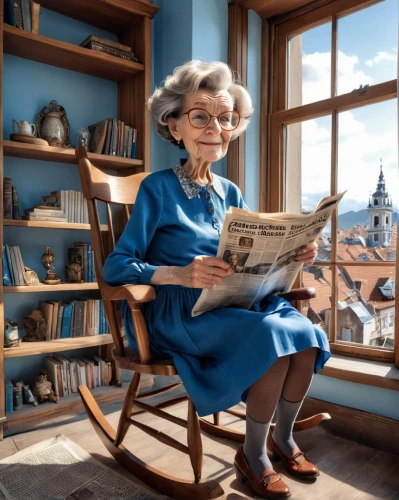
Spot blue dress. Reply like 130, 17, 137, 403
103, 163, 330, 417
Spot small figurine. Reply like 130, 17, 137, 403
22, 383, 38, 406
65, 256, 83, 283
23, 309, 47, 342
41, 246, 61, 285
24, 267, 40, 286
4, 318, 20, 348
32, 370, 59, 404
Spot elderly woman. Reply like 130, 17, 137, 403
103, 60, 330, 499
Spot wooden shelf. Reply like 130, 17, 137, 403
3, 141, 144, 171
4, 334, 113, 358
39, 0, 159, 33
4, 220, 108, 230
4, 385, 126, 437
4, 25, 144, 81
4, 283, 99, 293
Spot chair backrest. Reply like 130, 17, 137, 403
75, 146, 149, 358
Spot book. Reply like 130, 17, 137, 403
88, 119, 109, 154
131, 128, 137, 158
12, 185, 21, 220
39, 301, 54, 341
5, 378, 13, 413
103, 119, 113, 156
60, 303, 74, 339
25, 207, 66, 216
24, 215, 68, 222
47, 300, 61, 340
2, 246, 12, 286
31, 1, 39, 34
3, 178, 13, 219
55, 303, 65, 339
5, 245, 15, 285
14, 246, 26, 286
4, 0, 16, 26
83, 41, 133, 61
79, 34, 132, 53
43, 357, 62, 397
52, 353, 70, 396
20, 0, 31, 31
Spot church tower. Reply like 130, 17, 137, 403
367, 161, 393, 248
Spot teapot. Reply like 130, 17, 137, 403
12, 119, 36, 136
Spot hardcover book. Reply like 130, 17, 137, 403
80, 34, 132, 53
12, 185, 21, 220
88, 118, 110, 154
20, 0, 31, 31
3, 178, 13, 219
31, 1, 40, 34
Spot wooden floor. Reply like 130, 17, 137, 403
1, 397, 399, 500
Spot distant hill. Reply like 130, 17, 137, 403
338, 210, 399, 229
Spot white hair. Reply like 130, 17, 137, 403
147, 60, 253, 148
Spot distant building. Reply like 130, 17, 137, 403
367, 162, 393, 248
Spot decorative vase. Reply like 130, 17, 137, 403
40, 112, 66, 146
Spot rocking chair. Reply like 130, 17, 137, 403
75, 145, 330, 500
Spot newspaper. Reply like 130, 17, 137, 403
192, 191, 345, 317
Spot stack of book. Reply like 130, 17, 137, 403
42, 354, 112, 399
88, 118, 137, 158
66, 242, 96, 283
24, 205, 67, 223
4, 0, 40, 34
3, 244, 26, 286
38, 298, 109, 341
79, 34, 139, 62
3, 178, 21, 220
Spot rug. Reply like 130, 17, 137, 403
0, 434, 165, 500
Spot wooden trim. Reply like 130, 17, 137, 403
3, 385, 127, 437
272, 80, 397, 125
331, 15, 337, 98
4, 283, 99, 293
0, 0, 5, 441
270, 0, 334, 25
4, 335, 113, 359
4, 141, 144, 171
4, 220, 108, 230
330, 110, 338, 343
259, 19, 270, 212
4, 25, 144, 82
330, 343, 395, 362
227, 3, 248, 191
300, 396, 399, 456
277, 0, 381, 38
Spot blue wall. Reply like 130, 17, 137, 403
4, 9, 119, 382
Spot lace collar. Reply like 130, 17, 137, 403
172, 161, 225, 200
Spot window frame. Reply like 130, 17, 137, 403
263, 0, 399, 365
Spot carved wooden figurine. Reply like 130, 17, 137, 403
23, 309, 47, 342
32, 371, 59, 404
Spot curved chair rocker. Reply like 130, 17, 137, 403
75, 146, 330, 500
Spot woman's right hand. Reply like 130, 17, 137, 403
175, 256, 233, 288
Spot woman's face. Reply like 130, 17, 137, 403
171, 89, 235, 163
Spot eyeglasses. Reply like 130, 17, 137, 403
181, 108, 240, 131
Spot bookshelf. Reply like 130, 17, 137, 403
0, 0, 159, 438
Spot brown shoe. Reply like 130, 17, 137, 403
234, 445, 291, 499
267, 433, 319, 479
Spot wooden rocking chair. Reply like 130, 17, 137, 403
75, 145, 330, 500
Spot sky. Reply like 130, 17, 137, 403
291, 0, 399, 216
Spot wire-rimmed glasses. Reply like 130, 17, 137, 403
182, 108, 240, 131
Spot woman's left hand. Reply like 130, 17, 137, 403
295, 242, 318, 266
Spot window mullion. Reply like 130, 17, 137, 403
330, 109, 338, 344
331, 15, 337, 98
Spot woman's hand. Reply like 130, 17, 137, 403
175, 256, 233, 288
295, 242, 319, 266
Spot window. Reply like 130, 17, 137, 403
266, 0, 398, 364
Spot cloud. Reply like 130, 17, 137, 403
365, 50, 397, 67
301, 50, 373, 104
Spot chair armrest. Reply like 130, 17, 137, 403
278, 287, 316, 301
100, 282, 156, 304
